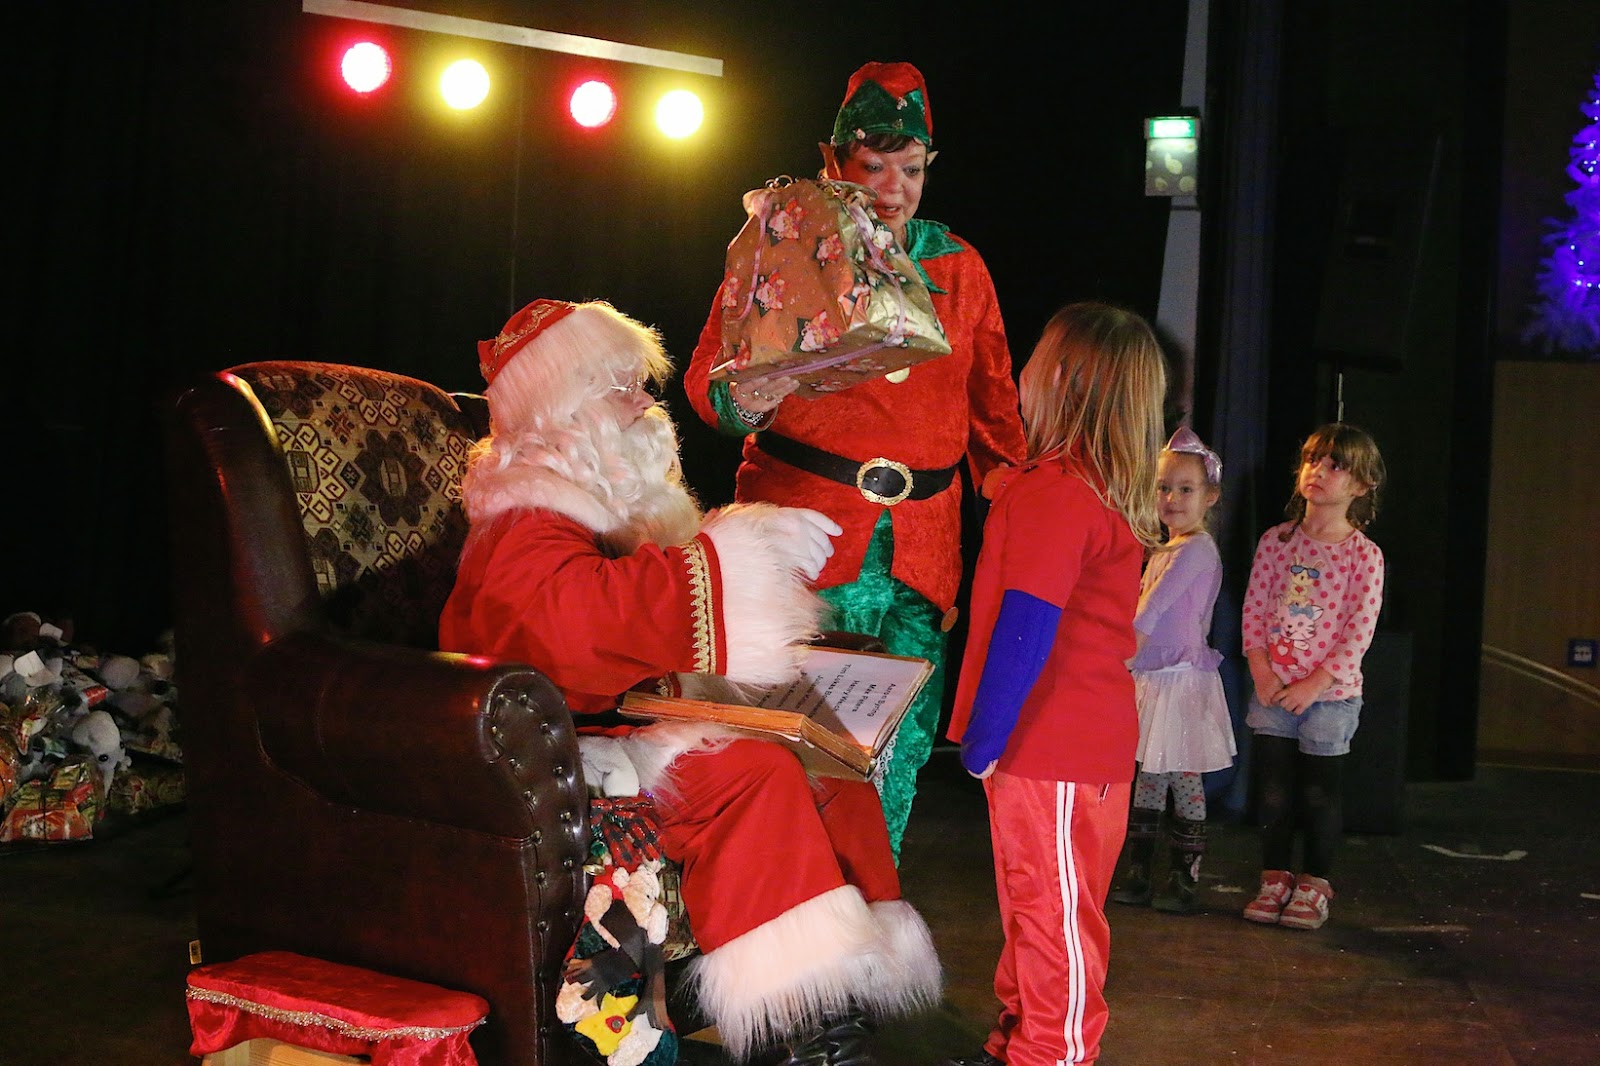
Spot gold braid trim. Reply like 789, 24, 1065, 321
682, 538, 718, 673
185, 987, 484, 1042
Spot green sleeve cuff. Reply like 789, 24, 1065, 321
709, 379, 771, 436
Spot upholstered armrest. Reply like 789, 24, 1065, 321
249, 631, 587, 845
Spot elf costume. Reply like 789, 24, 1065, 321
684, 62, 1026, 857
440, 299, 941, 1065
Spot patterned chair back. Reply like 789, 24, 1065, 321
229, 362, 484, 649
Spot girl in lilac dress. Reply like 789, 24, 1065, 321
1110, 427, 1236, 913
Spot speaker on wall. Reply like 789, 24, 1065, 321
1311, 126, 1443, 370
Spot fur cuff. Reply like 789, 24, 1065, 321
619, 722, 741, 802
684, 887, 941, 1060
700, 504, 827, 686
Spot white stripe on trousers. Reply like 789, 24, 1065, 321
1055, 781, 1086, 1064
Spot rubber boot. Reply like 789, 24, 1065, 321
1110, 807, 1161, 906
1152, 817, 1206, 914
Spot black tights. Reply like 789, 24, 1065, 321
1253, 735, 1344, 877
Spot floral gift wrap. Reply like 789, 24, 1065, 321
710, 177, 950, 398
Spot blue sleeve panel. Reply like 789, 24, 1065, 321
960, 589, 1061, 775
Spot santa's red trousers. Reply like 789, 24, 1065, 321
982, 772, 1130, 1066
652, 739, 902, 951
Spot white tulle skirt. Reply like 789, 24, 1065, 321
1133, 664, 1237, 774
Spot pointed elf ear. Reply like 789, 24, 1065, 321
818, 141, 842, 179
924, 149, 939, 166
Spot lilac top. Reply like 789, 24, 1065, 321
1241, 522, 1385, 700
1129, 531, 1223, 672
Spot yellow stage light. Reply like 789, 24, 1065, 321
655, 89, 703, 139
440, 59, 490, 110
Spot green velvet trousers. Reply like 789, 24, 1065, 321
818, 512, 948, 861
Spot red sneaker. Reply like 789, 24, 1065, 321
1242, 869, 1295, 924
1279, 874, 1334, 930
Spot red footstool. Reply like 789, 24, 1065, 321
186, 950, 489, 1066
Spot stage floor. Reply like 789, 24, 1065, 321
5, 752, 1597, 1065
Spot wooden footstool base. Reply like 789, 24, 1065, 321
186, 950, 488, 1066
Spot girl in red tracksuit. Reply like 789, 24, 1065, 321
947, 302, 1169, 1066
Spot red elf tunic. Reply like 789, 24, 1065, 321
685, 221, 1025, 615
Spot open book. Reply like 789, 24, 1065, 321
620, 646, 934, 779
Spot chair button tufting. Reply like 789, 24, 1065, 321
532, 830, 542, 844
536, 871, 547, 884
539, 721, 552, 735
552, 764, 565, 777
559, 810, 573, 823
518, 692, 531, 706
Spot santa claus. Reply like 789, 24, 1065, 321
439, 298, 941, 1065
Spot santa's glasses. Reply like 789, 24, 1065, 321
608, 374, 659, 399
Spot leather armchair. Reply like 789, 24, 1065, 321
165, 361, 590, 1066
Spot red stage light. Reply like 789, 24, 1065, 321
570, 79, 617, 129
341, 42, 392, 94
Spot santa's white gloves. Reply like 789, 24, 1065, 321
764, 507, 842, 581
702, 503, 842, 583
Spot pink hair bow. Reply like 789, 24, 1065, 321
1165, 426, 1222, 484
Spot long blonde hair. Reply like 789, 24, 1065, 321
1018, 302, 1167, 548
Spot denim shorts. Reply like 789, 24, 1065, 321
1246, 694, 1364, 756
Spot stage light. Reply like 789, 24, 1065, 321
655, 89, 704, 139
340, 41, 391, 94
570, 80, 617, 129
440, 59, 490, 110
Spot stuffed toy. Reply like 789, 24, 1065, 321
557, 860, 676, 1066
69, 709, 131, 797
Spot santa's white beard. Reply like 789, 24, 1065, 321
596, 407, 704, 554
460, 401, 704, 553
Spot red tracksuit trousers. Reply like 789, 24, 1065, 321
983, 772, 1130, 1065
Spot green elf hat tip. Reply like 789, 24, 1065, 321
829, 61, 933, 148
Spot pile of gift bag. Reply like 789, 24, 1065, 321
0, 611, 185, 844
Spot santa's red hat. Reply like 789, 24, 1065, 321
478, 299, 670, 433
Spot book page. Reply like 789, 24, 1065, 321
744, 647, 930, 753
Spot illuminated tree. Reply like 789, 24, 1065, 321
1524, 65, 1600, 356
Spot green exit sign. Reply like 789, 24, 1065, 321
1147, 116, 1197, 139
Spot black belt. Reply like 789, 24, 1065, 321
756, 432, 958, 506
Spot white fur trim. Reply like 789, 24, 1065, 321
619, 722, 743, 800
700, 504, 828, 685
684, 887, 942, 1059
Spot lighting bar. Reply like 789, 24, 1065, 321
302, 0, 724, 77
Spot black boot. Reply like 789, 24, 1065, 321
774, 1011, 875, 1066
1152, 817, 1206, 914
1110, 807, 1161, 906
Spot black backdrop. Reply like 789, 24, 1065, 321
5, 1, 1189, 650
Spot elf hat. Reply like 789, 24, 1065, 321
829, 61, 933, 148
478, 298, 670, 432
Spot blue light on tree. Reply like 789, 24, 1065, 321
1524, 64, 1600, 357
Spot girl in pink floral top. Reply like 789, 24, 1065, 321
1240, 423, 1386, 931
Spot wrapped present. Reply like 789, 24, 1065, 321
0, 734, 18, 803
0, 756, 101, 842
107, 758, 186, 817
710, 176, 950, 398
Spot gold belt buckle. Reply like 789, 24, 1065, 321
856, 458, 914, 506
